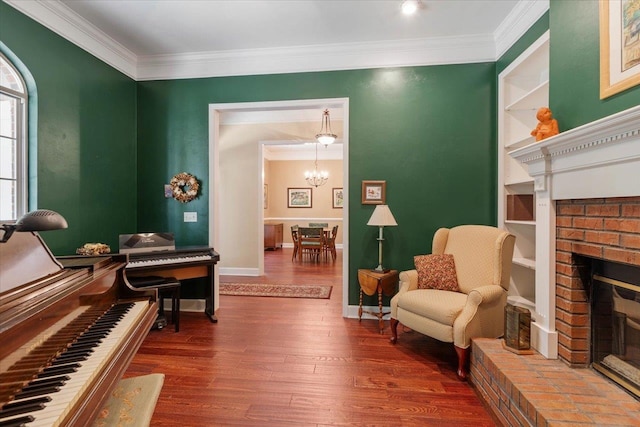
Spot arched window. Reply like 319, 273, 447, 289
0, 52, 27, 221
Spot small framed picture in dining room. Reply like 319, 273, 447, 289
287, 187, 312, 208
332, 188, 343, 209
361, 180, 386, 205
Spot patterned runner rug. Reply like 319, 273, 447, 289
220, 283, 332, 299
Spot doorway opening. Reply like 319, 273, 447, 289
209, 98, 349, 317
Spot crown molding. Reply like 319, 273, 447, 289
4, 0, 138, 79
136, 34, 496, 81
5, 0, 549, 81
494, 0, 550, 59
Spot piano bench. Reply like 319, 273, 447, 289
129, 276, 181, 332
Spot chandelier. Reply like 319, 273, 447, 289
316, 109, 337, 146
304, 141, 329, 187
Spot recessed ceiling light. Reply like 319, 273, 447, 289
401, 0, 420, 15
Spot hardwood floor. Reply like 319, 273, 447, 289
125, 248, 497, 426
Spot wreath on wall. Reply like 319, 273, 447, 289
170, 172, 200, 203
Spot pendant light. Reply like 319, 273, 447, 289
316, 109, 337, 146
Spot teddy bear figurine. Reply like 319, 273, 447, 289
531, 107, 559, 142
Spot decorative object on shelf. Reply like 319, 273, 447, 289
304, 141, 329, 187
332, 188, 343, 209
367, 204, 398, 272
503, 304, 533, 355
600, 0, 640, 99
316, 109, 337, 146
506, 194, 534, 221
361, 180, 386, 204
169, 172, 200, 203
287, 187, 312, 208
530, 107, 559, 142
164, 184, 173, 198
76, 242, 111, 256
0, 209, 68, 243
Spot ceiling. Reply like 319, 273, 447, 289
3, 0, 548, 158
58, 0, 519, 56
6, 0, 549, 80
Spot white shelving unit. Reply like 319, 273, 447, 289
497, 31, 550, 315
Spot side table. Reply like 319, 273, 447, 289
357, 269, 399, 334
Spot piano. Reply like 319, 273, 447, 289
119, 233, 220, 323
0, 231, 158, 427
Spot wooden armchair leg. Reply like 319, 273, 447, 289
390, 318, 399, 344
454, 345, 470, 381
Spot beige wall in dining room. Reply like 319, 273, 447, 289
218, 120, 343, 271
265, 159, 343, 245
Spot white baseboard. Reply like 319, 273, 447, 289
531, 322, 558, 359
218, 267, 260, 276
162, 298, 205, 313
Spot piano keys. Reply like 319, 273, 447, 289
119, 234, 220, 323
0, 231, 158, 427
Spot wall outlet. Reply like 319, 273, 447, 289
184, 212, 197, 222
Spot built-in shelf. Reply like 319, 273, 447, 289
498, 31, 549, 331
505, 80, 549, 111
504, 177, 534, 186
505, 135, 536, 150
513, 257, 536, 269
505, 220, 535, 226
507, 295, 536, 311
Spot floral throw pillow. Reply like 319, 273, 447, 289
414, 254, 459, 291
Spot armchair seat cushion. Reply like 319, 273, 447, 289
396, 289, 467, 326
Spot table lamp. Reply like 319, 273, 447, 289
366, 204, 397, 272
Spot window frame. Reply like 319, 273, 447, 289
0, 51, 28, 221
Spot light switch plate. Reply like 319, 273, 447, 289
184, 212, 197, 222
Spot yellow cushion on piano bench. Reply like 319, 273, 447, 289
92, 373, 164, 427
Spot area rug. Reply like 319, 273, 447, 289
220, 283, 332, 299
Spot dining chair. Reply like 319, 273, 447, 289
298, 227, 324, 262
323, 225, 338, 261
291, 225, 300, 261
308, 222, 328, 228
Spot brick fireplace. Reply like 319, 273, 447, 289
470, 107, 640, 425
555, 197, 640, 367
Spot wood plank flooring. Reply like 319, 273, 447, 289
125, 248, 497, 426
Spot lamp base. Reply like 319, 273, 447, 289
372, 266, 390, 273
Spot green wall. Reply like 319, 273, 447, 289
137, 65, 497, 304
0, 2, 138, 255
4, 0, 638, 307
549, 0, 640, 129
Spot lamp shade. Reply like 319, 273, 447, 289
367, 205, 397, 227
16, 209, 68, 231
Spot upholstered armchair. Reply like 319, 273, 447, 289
390, 225, 515, 380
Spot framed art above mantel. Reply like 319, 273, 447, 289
600, 0, 640, 99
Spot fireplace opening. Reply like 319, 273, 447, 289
590, 259, 640, 399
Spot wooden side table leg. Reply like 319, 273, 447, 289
358, 289, 363, 321
377, 286, 384, 334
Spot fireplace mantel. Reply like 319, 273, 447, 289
505, 105, 640, 359
510, 105, 640, 201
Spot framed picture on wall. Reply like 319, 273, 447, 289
288, 187, 312, 208
599, 0, 640, 99
333, 188, 343, 209
263, 184, 268, 209
361, 180, 386, 205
